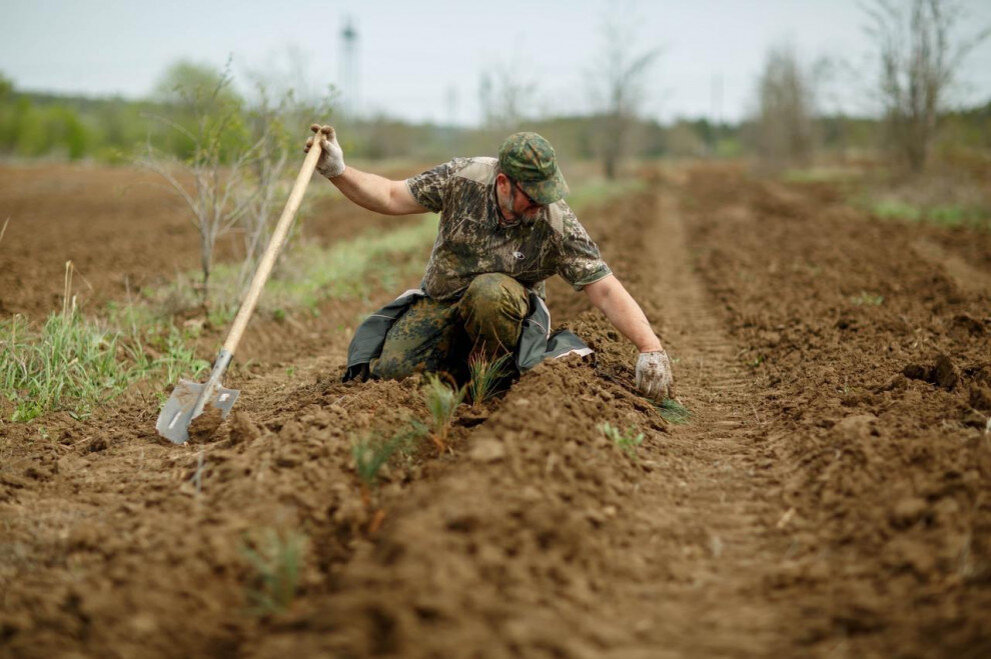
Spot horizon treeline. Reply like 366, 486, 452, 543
0, 67, 988, 168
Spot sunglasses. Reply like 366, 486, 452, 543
510, 179, 542, 208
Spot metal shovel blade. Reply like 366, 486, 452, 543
156, 379, 240, 445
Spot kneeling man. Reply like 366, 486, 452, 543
305, 126, 674, 400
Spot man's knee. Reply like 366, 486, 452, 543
460, 273, 528, 322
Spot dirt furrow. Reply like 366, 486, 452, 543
682, 165, 991, 656
591, 187, 792, 656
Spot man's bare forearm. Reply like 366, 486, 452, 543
326, 167, 410, 215
585, 275, 662, 352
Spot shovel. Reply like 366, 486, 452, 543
156, 130, 327, 444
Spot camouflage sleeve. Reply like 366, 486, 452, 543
405, 160, 457, 214
556, 208, 612, 291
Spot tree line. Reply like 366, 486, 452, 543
1, 0, 987, 175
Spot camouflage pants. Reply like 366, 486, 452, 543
369, 273, 529, 382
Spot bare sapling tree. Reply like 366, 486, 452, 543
235, 59, 337, 301
750, 44, 820, 170
479, 59, 538, 132
864, 0, 990, 173
233, 86, 292, 299
140, 60, 269, 310
589, 10, 659, 179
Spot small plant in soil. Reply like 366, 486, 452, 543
599, 422, 644, 459
240, 527, 307, 616
423, 373, 464, 453
352, 426, 425, 533
850, 291, 884, 306
352, 432, 407, 494
467, 353, 512, 405
656, 398, 692, 425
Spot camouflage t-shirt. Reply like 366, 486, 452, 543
406, 157, 611, 302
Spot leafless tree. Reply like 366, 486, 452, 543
864, 0, 989, 172
750, 44, 820, 169
479, 59, 538, 132
140, 64, 269, 308
588, 10, 660, 179
235, 91, 291, 299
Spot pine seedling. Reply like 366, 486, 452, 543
240, 527, 307, 616
468, 353, 512, 405
656, 398, 691, 425
352, 433, 402, 496
599, 422, 645, 460
423, 373, 464, 453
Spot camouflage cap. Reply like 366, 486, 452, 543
498, 132, 569, 205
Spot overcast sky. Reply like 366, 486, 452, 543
2, 0, 990, 125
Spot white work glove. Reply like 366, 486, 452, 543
304, 123, 346, 179
635, 349, 674, 401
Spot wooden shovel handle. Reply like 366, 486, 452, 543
221, 135, 324, 355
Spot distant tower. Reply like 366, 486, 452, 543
340, 17, 359, 117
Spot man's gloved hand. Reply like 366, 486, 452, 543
635, 349, 674, 401
304, 124, 346, 179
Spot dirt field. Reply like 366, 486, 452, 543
1, 162, 989, 657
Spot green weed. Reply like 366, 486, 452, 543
656, 398, 692, 425
781, 167, 859, 184
866, 198, 989, 230
467, 353, 512, 405
1, 312, 129, 421
870, 198, 922, 221
155, 330, 210, 384
240, 527, 307, 616
850, 291, 884, 306
0, 310, 208, 422
599, 422, 645, 460
423, 373, 464, 453
566, 178, 646, 211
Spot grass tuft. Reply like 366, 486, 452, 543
1, 312, 129, 422
0, 310, 208, 422
240, 527, 307, 616
850, 291, 884, 306
864, 197, 990, 230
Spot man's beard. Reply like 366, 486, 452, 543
497, 191, 518, 223
498, 189, 538, 225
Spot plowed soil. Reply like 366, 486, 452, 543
1, 162, 990, 658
